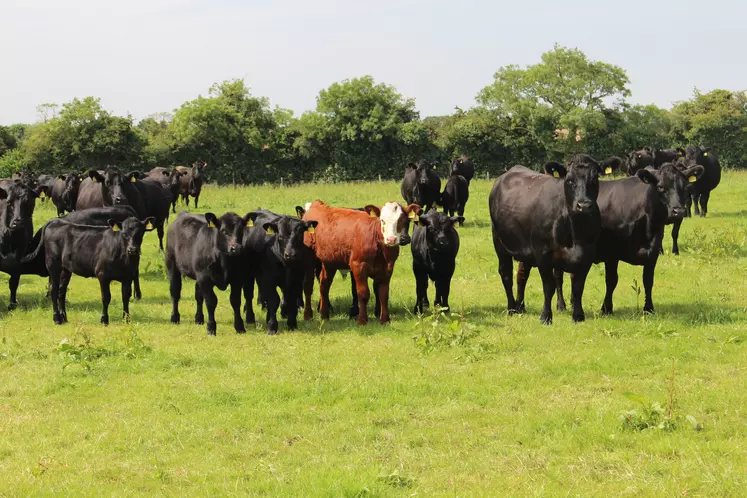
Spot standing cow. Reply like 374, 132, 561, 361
683, 146, 721, 217
490, 155, 602, 324
626, 148, 654, 176
401, 160, 441, 213
653, 148, 685, 168
450, 156, 474, 184
0, 180, 39, 310
50, 173, 83, 217
147, 167, 186, 214
440, 173, 469, 217
176, 161, 207, 209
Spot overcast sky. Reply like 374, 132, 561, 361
1, 0, 744, 125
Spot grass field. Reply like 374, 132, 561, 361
0, 172, 745, 496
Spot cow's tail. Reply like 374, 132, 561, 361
20, 221, 51, 264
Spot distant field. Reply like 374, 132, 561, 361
0, 173, 744, 496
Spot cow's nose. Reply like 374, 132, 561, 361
385, 236, 398, 246
672, 207, 686, 217
575, 200, 593, 212
114, 196, 122, 204
127, 248, 139, 255
399, 234, 411, 246
228, 245, 237, 254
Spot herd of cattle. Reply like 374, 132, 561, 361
0, 146, 720, 333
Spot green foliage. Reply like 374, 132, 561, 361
0, 148, 27, 178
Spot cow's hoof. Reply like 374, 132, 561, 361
288, 321, 298, 331
171, 313, 180, 325
234, 321, 246, 334
207, 323, 217, 336
100, 316, 109, 325
572, 313, 585, 323
601, 306, 613, 316
7, 302, 17, 312
195, 314, 205, 325
540, 313, 552, 325
643, 306, 655, 315
53, 314, 64, 325
134, 293, 142, 301
672, 249, 679, 256
123, 313, 131, 324
245, 314, 255, 325
556, 303, 567, 313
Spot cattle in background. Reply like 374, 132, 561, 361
242, 210, 318, 334
50, 173, 83, 217
600, 156, 623, 175
76, 167, 148, 218
36, 174, 55, 202
626, 148, 654, 176
653, 148, 685, 168
518, 163, 704, 314
451, 156, 475, 184
22, 216, 155, 325
0, 180, 38, 310
165, 211, 251, 335
440, 173, 469, 217
147, 167, 186, 213
401, 160, 441, 213
176, 161, 207, 209
490, 155, 602, 324
302, 200, 420, 325
682, 146, 721, 217
126, 171, 172, 251
411, 211, 463, 314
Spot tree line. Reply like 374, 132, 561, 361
2, 45, 746, 185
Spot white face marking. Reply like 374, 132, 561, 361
304, 202, 312, 212
379, 202, 402, 246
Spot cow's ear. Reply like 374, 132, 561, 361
89, 170, 105, 183
262, 222, 278, 235
295, 205, 305, 219
364, 205, 381, 218
544, 162, 567, 179
682, 165, 704, 183
244, 212, 258, 228
126, 171, 142, 182
636, 169, 658, 186
451, 216, 465, 227
107, 219, 122, 232
57, 174, 66, 181
405, 203, 422, 218
142, 217, 156, 231
406, 162, 416, 170
205, 212, 220, 229
304, 220, 318, 233
0, 188, 7, 200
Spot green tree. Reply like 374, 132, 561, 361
136, 114, 176, 168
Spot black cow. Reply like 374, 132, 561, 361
450, 156, 475, 184
411, 211, 463, 314
518, 163, 704, 314
76, 167, 148, 218
489, 155, 602, 324
653, 148, 685, 168
176, 161, 207, 209
401, 160, 441, 213
22, 216, 155, 325
147, 167, 185, 214
440, 173, 469, 217
36, 174, 55, 202
242, 210, 318, 334
165, 211, 251, 335
683, 146, 721, 217
626, 148, 654, 176
0, 180, 38, 310
600, 156, 623, 175
126, 172, 172, 251
50, 173, 83, 217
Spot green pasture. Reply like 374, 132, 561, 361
0, 174, 744, 496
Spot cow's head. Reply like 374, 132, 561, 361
254, 214, 318, 265
204, 212, 250, 255
89, 167, 135, 206
367, 201, 421, 247
108, 216, 156, 258
417, 211, 464, 253
192, 161, 207, 179
563, 154, 601, 215
410, 159, 437, 185
637, 163, 704, 222
0, 180, 38, 232
58, 173, 82, 206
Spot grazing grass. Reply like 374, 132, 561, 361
0, 172, 745, 496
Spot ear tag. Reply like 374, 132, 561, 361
407, 210, 417, 220
604, 167, 612, 175
207, 220, 215, 229
306, 225, 315, 234
112, 224, 121, 232
266, 227, 275, 235
247, 219, 254, 228
57, 178, 63, 183
130, 176, 137, 182
688, 175, 697, 183
552, 171, 560, 178
432, 164, 437, 169
92, 177, 97, 183
369, 211, 377, 218
703, 152, 708, 156
79, 177, 84, 181
39, 191, 46, 199
145, 221, 154, 230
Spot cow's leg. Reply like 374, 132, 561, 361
168, 268, 181, 324
537, 264, 556, 325
302, 266, 314, 321
171, 199, 176, 214
692, 192, 701, 216
98, 278, 111, 325
601, 260, 619, 315
194, 282, 205, 325
413, 263, 428, 314
318, 265, 336, 321
243, 274, 256, 325
435, 276, 452, 311
7, 272, 20, 311
194, 194, 200, 209
263, 282, 281, 335
569, 269, 589, 323
497, 255, 517, 313
134, 268, 142, 301
515, 262, 531, 314
183, 194, 190, 208
230, 282, 246, 333
50, 267, 63, 325
642, 262, 656, 314
285, 273, 302, 331
348, 274, 359, 319
699, 191, 710, 217
202, 282, 218, 335
58, 269, 71, 324
554, 268, 567, 312
671, 219, 682, 255
373, 280, 381, 318
350, 263, 370, 326
377, 279, 390, 324
157, 224, 165, 252
122, 280, 132, 323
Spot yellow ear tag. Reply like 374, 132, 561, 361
688, 175, 697, 183
146, 221, 153, 229
92, 177, 97, 182
703, 152, 708, 156
207, 220, 215, 229
247, 219, 254, 228
306, 225, 315, 234
112, 224, 121, 232
552, 171, 560, 178
266, 227, 275, 235
40, 191, 46, 199
130, 176, 137, 182
369, 211, 377, 218
57, 178, 63, 183
407, 210, 416, 220
604, 167, 612, 175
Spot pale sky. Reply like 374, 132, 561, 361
1, 0, 744, 125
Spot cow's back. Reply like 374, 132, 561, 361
76, 178, 104, 210
304, 202, 379, 266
